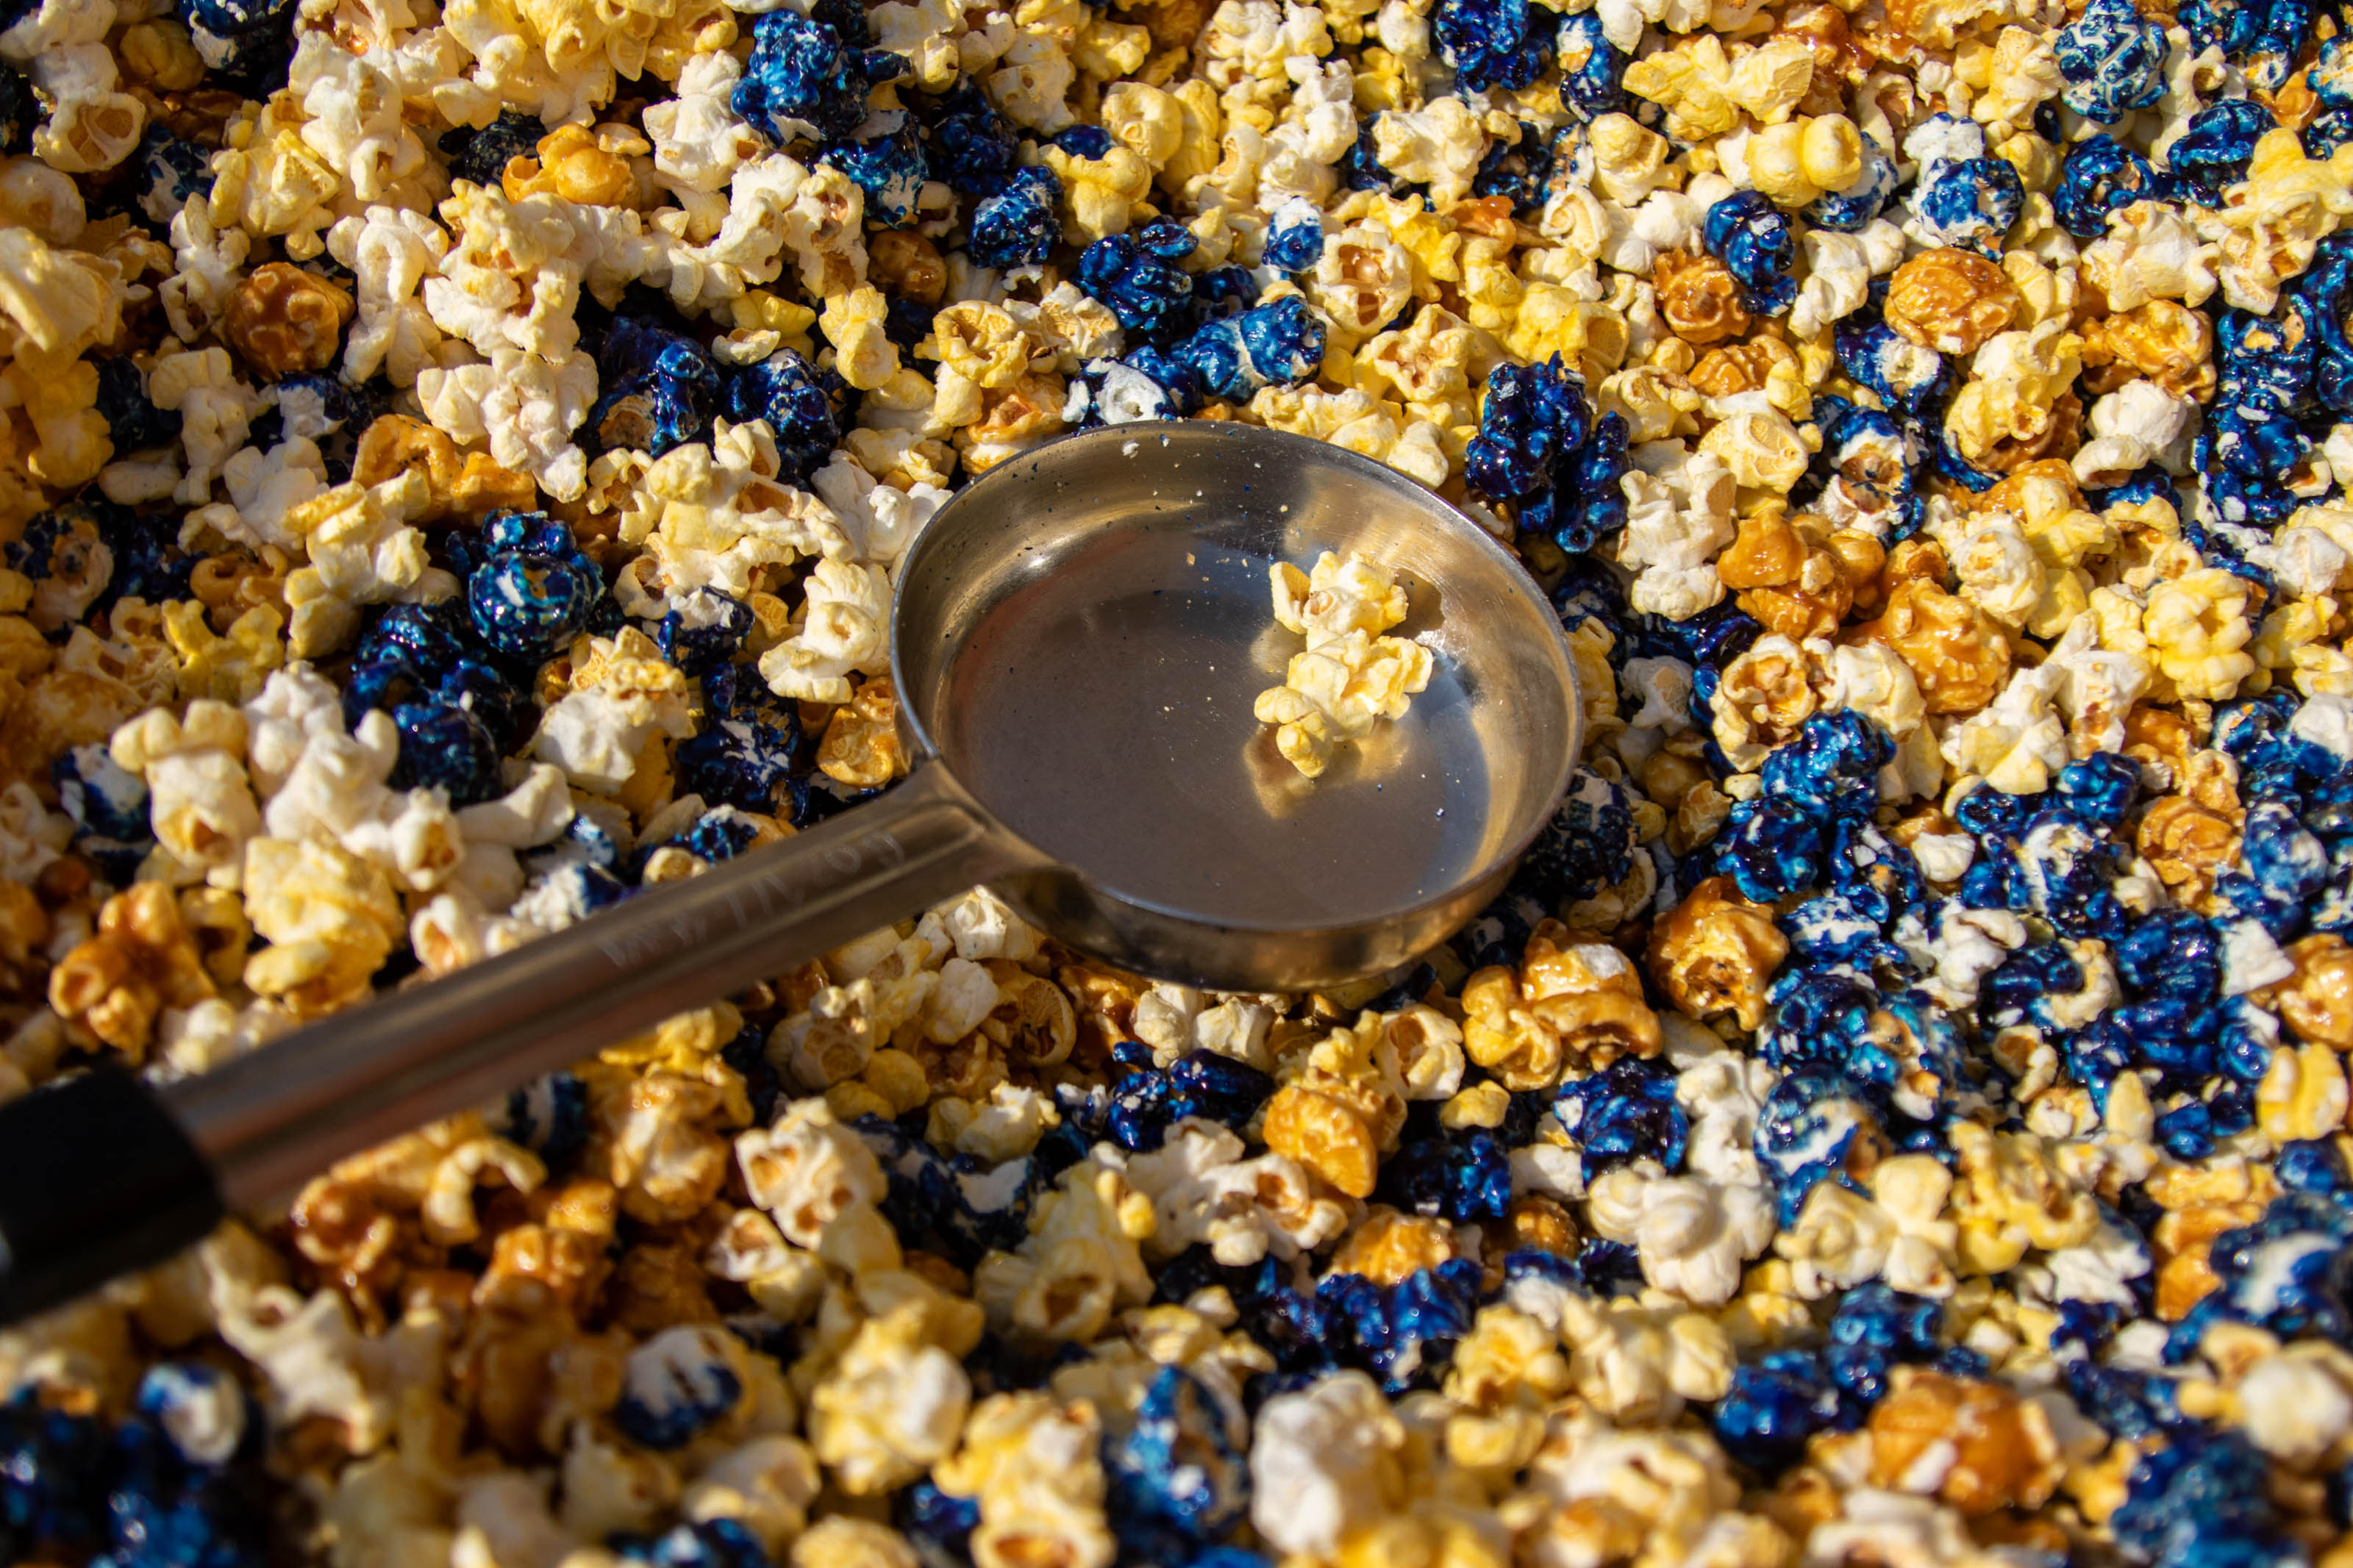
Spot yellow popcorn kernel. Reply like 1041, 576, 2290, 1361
2143, 568, 2257, 702
47, 883, 218, 1058
2257, 1042, 2352, 1143
922, 302, 1039, 390
820, 284, 901, 393
1254, 551, 1432, 778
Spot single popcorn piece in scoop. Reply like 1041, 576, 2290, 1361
1253, 551, 1433, 778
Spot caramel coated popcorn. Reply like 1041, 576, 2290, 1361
12, 0, 2353, 1554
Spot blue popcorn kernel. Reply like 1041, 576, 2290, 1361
1452, 886, 1549, 970
1703, 191, 1796, 315
1076, 218, 1197, 337
1471, 124, 1554, 214
675, 703, 799, 814
1433, 0, 1550, 90
2056, 0, 2168, 120
723, 350, 841, 481
1835, 318, 1949, 419
590, 316, 721, 458
2156, 1098, 2219, 1159
1763, 968, 1880, 1073
2307, 105, 2353, 157
966, 164, 1063, 271
1176, 265, 1257, 332
1340, 115, 1419, 196
1754, 1067, 1888, 1223
1513, 766, 1638, 908
2056, 751, 2140, 828
1263, 200, 1327, 270
179, 0, 297, 90
613, 1519, 772, 1568
912, 79, 1020, 196
821, 115, 928, 227
132, 125, 215, 227
0, 1388, 109, 1553
2296, 234, 2353, 415
388, 699, 505, 805
1524, 410, 1629, 551
1782, 890, 1907, 970
1635, 598, 1762, 670
734, 9, 905, 145
655, 587, 755, 676
895, 1477, 978, 1568
2243, 797, 2334, 903
1556, 12, 1628, 117
2170, 1192, 2353, 1359
1554, 1057, 1687, 1172
1377, 1128, 1513, 1221
1909, 155, 2025, 253
1176, 296, 1326, 402
613, 1325, 748, 1449
1805, 139, 1897, 232
1468, 354, 1588, 498
1712, 1350, 1853, 1474
52, 743, 155, 882
448, 509, 601, 663
1107, 1366, 1249, 1550
0, 62, 32, 157
2055, 135, 2157, 237
2168, 98, 2275, 203
2113, 1430, 2301, 1568
440, 110, 545, 187
1166, 1050, 1275, 1128
1065, 355, 1185, 427
1315, 1258, 1483, 1391
496, 1071, 591, 1167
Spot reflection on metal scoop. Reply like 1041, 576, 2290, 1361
0, 422, 1582, 1323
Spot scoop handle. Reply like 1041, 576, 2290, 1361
0, 765, 1024, 1325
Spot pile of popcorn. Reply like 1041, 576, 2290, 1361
9, 0, 2353, 1552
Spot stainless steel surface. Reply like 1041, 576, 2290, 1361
174, 769, 1026, 1210
166, 420, 1581, 1212
893, 422, 1583, 989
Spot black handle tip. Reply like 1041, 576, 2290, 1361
0, 1068, 222, 1325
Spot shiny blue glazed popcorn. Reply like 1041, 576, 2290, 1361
495, 1071, 591, 1167
1263, 199, 1326, 270
2296, 235, 2353, 415
179, 0, 296, 87
1702, 191, 1796, 315
1834, 319, 1947, 420
449, 510, 601, 662
1315, 1256, 1482, 1390
1712, 1351, 1854, 1473
655, 587, 756, 676
1963, 806, 2131, 940
1555, 12, 1627, 117
723, 349, 841, 480
1780, 890, 1907, 970
2054, 135, 2157, 237
915, 78, 1020, 195
614, 1327, 749, 1449
1717, 795, 1831, 903
1907, 154, 2024, 252
821, 116, 927, 226
1804, 139, 1896, 231
1470, 126, 1555, 215
1513, 766, 1638, 908
1065, 356, 1187, 426
0, 1389, 108, 1554
1465, 359, 1585, 498
1761, 967, 1877, 1073
1107, 1366, 1249, 1553
1525, 409, 1629, 551
439, 110, 542, 187
1165, 1050, 1275, 1128
1377, 1128, 1513, 1220
966, 164, 1062, 271
735, 10, 904, 144
2182, 0, 2314, 90
1076, 218, 1196, 335
613, 1519, 772, 1568
2112, 1431, 2303, 1568
1754, 1065, 1887, 1222
1053, 123, 1113, 158
895, 1476, 979, 1567
2057, 751, 2142, 828
673, 686, 800, 809
1763, 710, 1890, 820
1175, 296, 1325, 401
2168, 1192, 2353, 1357
133, 126, 214, 226
53, 745, 154, 884
11, 501, 193, 617
591, 316, 721, 457
1553, 1056, 1687, 1172
2167, 97, 2274, 203
1432, 0, 1551, 91
2056, 0, 2167, 120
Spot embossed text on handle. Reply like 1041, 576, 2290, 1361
595, 830, 908, 970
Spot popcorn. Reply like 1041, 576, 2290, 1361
1253, 550, 1432, 777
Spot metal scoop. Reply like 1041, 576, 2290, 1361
0, 421, 1579, 1321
